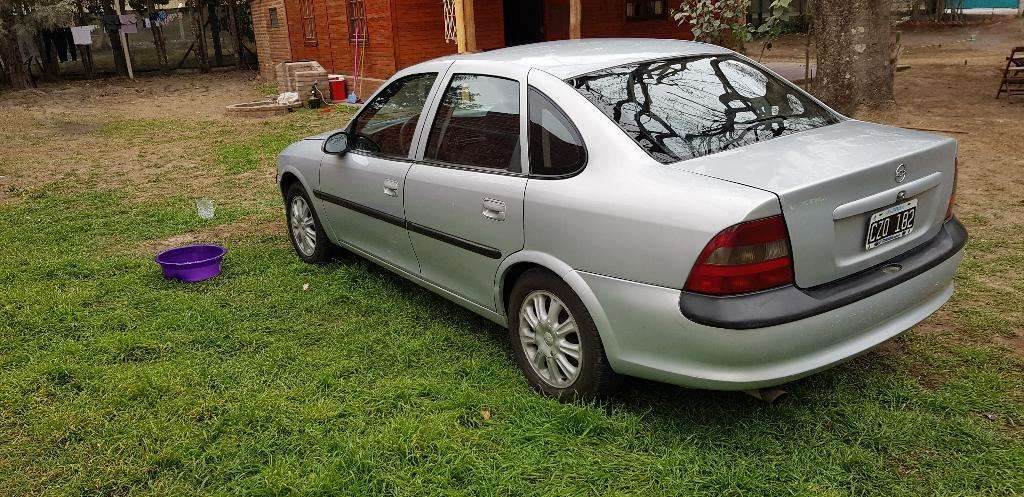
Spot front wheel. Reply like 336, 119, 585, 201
508, 269, 618, 400
284, 182, 331, 263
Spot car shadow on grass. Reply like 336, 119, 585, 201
326, 246, 852, 421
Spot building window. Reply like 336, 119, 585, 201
348, 0, 368, 43
626, 0, 666, 20
268, 7, 279, 28
300, 0, 317, 44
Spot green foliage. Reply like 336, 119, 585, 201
754, 0, 797, 39
0, 0, 75, 38
672, 0, 796, 46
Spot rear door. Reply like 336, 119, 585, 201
318, 64, 449, 273
404, 61, 530, 310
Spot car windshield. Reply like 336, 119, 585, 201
570, 55, 840, 163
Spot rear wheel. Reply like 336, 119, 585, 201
508, 269, 618, 400
285, 182, 331, 263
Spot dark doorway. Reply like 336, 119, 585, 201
504, 0, 545, 46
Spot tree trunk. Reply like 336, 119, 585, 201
102, 0, 128, 76
208, 0, 223, 66
809, 0, 894, 115
192, 0, 210, 71
226, 0, 242, 69
75, 0, 95, 78
36, 31, 61, 80
0, 28, 32, 89
147, 0, 169, 72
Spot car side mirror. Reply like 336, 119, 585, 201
323, 131, 350, 155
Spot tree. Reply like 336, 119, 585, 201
0, 18, 33, 88
128, 0, 168, 72
187, 0, 209, 71
673, 0, 795, 49
808, 0, 894, 114
0, 0, 75, 89
674, 0, 895, 115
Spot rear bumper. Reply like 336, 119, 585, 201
680, 217, 967, 329
578, 220, 965, 390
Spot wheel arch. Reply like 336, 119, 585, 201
278, 165, 316, 199
494, 251, 623, 368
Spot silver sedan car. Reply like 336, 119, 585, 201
277, 39, 966, 399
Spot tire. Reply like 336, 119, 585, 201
284, 182, 331, 264
507, 268, 618, 400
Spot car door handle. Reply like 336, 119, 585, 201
383, 178, 400, 197
481, 198, 506, 221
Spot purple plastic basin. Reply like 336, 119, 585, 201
155, 244, 227, 282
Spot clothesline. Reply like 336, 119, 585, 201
69, 10, 186, 46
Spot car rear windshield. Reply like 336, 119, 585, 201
570, 55, 840, 163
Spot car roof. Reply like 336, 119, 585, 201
421, 38, 734, 79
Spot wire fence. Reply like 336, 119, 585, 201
31, 6, 255, 80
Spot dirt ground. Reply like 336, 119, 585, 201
0, 70, 267, 120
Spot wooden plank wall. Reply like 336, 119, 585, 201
282, 0, 398, 81
545, 0, 692, 41
392, 0, 504, 70
283, 0, 332, 65
273, 0, 692, 85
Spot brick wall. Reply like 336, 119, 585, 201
251, 0, 294, 80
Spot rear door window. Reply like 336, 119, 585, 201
424, 74, 522, 172
571, 55, 839, 163
528, 87, 586, 177
349, 72, 437, 159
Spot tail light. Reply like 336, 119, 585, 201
945, 157, 958, 220
685, 215, 794, 296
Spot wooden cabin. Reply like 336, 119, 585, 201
250, 0, 694, 95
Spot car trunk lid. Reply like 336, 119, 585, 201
674, 120, 957, 288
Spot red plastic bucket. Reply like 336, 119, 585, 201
328, 77, 347, 103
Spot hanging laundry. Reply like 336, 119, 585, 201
119, 14, 139, 34
49, 28, 73, 62
71, 25, 95, 45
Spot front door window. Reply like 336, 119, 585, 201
349, 72, 437, 159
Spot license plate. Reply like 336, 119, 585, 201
865, 199, 917, 250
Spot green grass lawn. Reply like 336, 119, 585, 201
1, 105, 1022, 496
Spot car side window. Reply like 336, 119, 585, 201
424, 74, 522, 172
528, 87, 586, 176
349, 72, 437, 159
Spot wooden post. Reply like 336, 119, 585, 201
454, 0, 477, 53
569, 0, 581, 39
463, 0, 476, 52
113, 0, 134, 79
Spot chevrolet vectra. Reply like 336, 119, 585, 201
276, 39, 966, 398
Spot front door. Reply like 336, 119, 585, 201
317, 69, 445, 274
405, 62, 529, 310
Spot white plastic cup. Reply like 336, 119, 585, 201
197, 198, 215, 220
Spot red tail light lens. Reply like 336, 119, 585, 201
946, 157, 958, 220
684, 215, 794, 296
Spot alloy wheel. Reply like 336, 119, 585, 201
289, 196, 316, 257
518, 290, 582, 388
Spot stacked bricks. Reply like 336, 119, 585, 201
225, 100, 303, 119
276, 61, 329, 102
